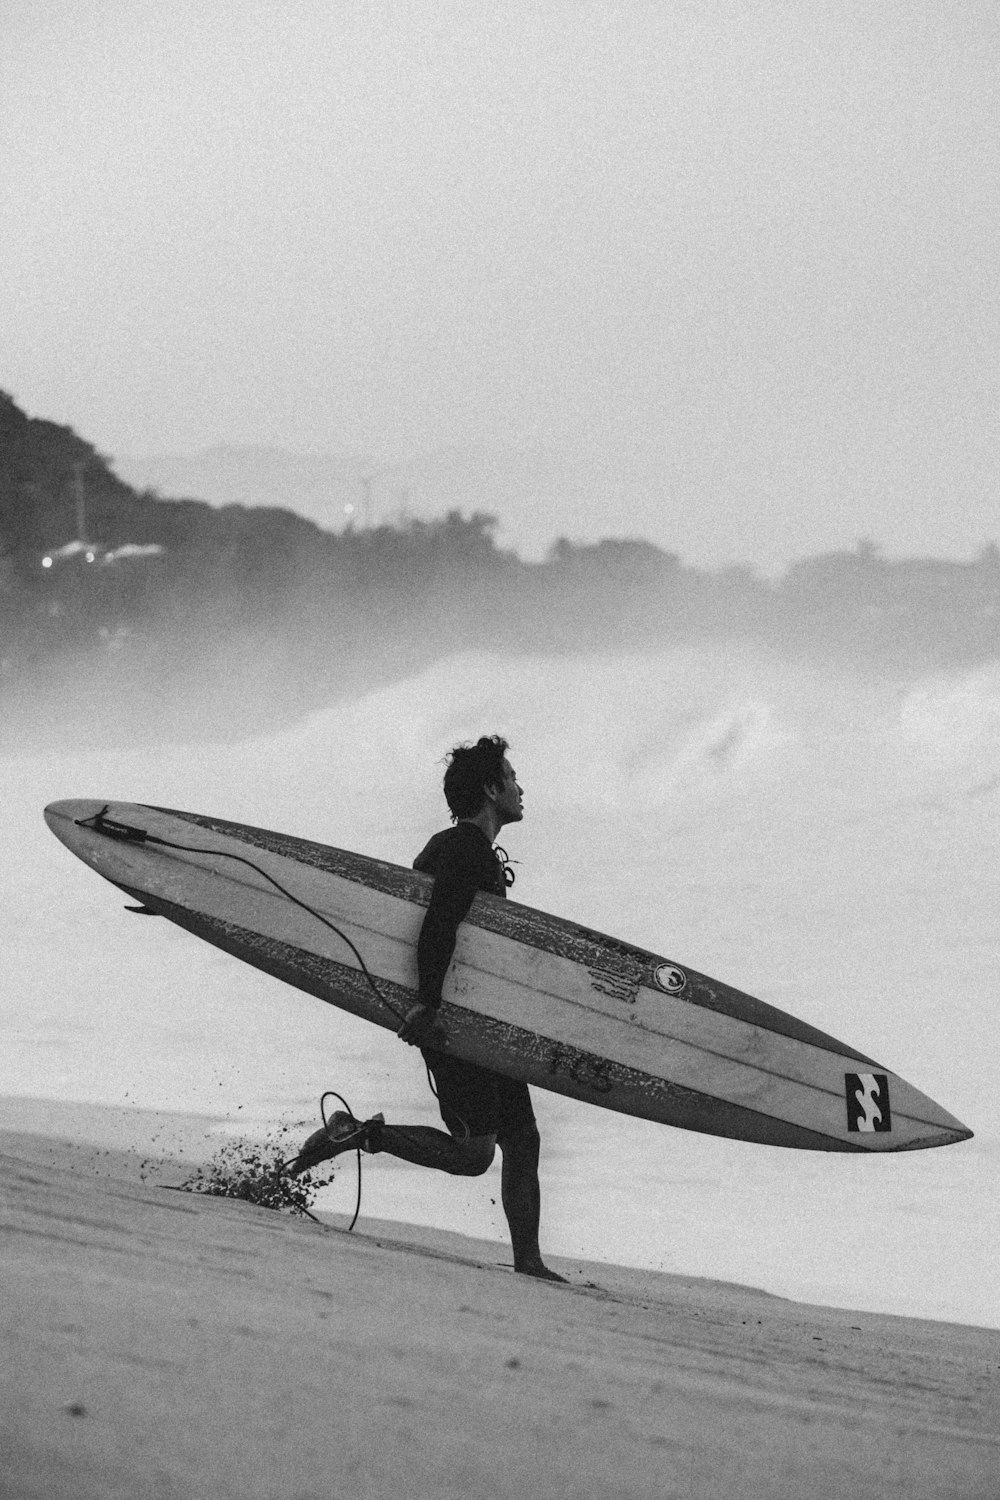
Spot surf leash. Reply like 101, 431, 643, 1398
319, 1089, 363, 1232
273, 1090, 371, 1231
77, 808, 470, 1233
75, 805, 411, 1028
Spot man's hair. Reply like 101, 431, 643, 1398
443, 735, 510, 820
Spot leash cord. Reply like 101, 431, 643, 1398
75, 806, 410, 1027
319, 1089, 363, 1232
75, 808, 475, 1232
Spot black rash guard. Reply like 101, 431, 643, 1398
412, 822, 507, 1010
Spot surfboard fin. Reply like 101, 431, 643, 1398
124, 903, 159, 915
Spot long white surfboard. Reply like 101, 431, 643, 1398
43, 800, 972, 1153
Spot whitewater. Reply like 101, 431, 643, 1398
3, 643, 998, 1327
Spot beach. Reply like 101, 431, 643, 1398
3, 1120, 998, 1500
5, 646, 1000, 1496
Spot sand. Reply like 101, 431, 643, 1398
2, 1125, 998, 1500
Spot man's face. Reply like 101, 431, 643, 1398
492, 758, 524, 825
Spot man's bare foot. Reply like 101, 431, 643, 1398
514, 1261, 568, 1282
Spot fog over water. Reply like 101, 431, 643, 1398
4, 643, 998, 1327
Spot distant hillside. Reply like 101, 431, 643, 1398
113, 440, 655, 561
115, 446, 373, 532
2, 389, 999, 749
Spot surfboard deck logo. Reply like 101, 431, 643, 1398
846, 1072, 892, 1132
654, 963, 687, 994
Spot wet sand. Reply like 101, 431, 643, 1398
2, 1121, 998, 1500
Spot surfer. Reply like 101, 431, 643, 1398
292, 735, 566, 1282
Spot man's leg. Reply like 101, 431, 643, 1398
376, 1123, 496, 1177
290, 1114, 494, 1178
499, 1121, 566, 1281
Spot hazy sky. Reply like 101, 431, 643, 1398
2, 1, 997, 568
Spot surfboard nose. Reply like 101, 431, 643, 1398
899, 1119, 974, 1151
884, 1090, 974, 1152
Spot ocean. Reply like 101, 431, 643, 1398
3, 642, 997, 1326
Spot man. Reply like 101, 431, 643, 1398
291, 735, 565, 1282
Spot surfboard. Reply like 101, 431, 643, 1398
43, 799, 972, 1153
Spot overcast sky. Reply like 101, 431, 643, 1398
2, 1, 997, 569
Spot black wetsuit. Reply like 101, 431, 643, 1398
412, 823, 535, 1141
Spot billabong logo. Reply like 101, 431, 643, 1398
654, 964, 687, 995
845, 1073, 892, 1133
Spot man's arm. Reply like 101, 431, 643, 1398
415, 845, 483, 1010
398, 839, 487, 1046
